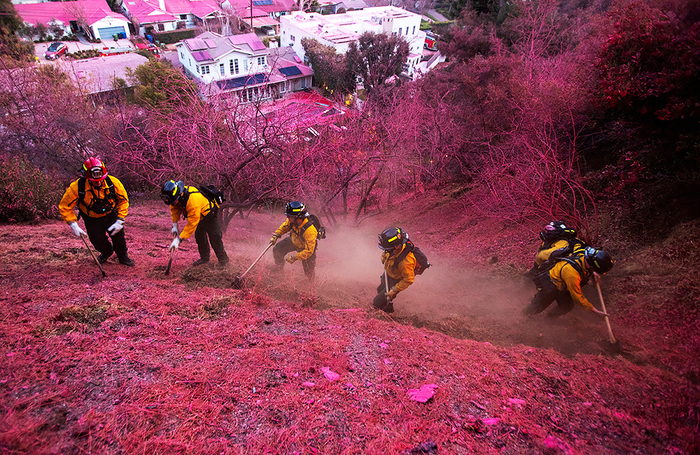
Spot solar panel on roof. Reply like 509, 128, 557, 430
203, 38, 216, 48
279, 66, 302, 76
253, 0, 273, 4
187, 38, 207, 51
216, 73, 269, 91
192, 50, 213, 61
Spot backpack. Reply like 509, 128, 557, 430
77, 176, 116, 217
532, 250, 590, 288
396, 240, 431, 275
197, 185, 225, 206
301, 213, 327, 240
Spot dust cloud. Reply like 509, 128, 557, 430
226, 211, 531, 322
224, 210, 616, 355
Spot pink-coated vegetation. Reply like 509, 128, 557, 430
0, 199, 698, 454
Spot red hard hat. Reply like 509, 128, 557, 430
82, 157, 108, 183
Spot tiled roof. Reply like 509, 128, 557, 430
57, 53, 150, 94
181, 31, 267, 60
15, 0, 127, 27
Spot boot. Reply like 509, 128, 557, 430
119, 256, 135, 267
192, 258, 210, 266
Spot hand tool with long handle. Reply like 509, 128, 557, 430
232, 243, 273, 289
594, 274, 616, 344
383, 270, 394, 311
384, 270, 391, 301
80, 233, 106, 277
165, 247, 174, 275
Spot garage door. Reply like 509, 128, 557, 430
97, 26, 126, 40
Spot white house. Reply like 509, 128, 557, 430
280, 6, 425, 77
14, 0, 131, 40
177, 31, 313, 102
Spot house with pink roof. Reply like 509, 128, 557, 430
14, 0, 131, 41
221, 0, 295, 35
118, 0, 222, 36
176, 31, 313, 102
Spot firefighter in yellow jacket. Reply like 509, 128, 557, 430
528, 221, 586, 277
523, 246, 613, 317
160, 180, 229, 266
269, 201, 317, 278
373, 227, 416, 314
58, 157, 134, 266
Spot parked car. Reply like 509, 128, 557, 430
44, 42, 68, 60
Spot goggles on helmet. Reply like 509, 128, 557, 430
90, 167, 104, 180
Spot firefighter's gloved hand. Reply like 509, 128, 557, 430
171, 222, 179, 237
107, 219, 124, 235
385, 289, 398, 300
170, 237, 181, 251
270, 234, 279, 245
69, 222, 86, 237
285, 254, 297, 264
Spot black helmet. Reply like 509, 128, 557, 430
378, 227, 407, 250
584, 246, 613, 274
284, 201, 308, 218
161, 180, 184, 205
540, 220, 577, 242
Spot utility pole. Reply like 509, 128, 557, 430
250, 0, 253, 29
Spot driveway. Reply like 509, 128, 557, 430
422, 8, 449, 22
34, 36, 135, 63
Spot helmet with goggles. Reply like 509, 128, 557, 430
284, 201, 308, 218
82, 157, 108, 183
584, 246, 614, 275
378, 227, 407, 251
161, 180, 185, 205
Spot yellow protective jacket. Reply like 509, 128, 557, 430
274, 218, 317, 261
535, 239, 569, 267
381, 244, 416, 293
548, 255, 594, 311
170, 186, 217, 240
59, 176, 129, 223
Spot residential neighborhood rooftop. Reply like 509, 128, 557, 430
14, 0, 125, 28
57, 53, 150, 94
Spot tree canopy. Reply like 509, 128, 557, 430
345, 32, 409, 95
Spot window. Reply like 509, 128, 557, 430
188, 58, 191, 66
279, 80, 287, 93
180, 52, 184, 59
180, 14, 187, 20
220, 63, 225, 75
398, 28, 402, 35
290, 34, 295, 42
196, 65, 200, 74
406, 27, 409, 35
257, 56, 265, 66
412, 26, 415, 34
230, 58, 239, 74
243, 59, 248, 71
201, 65, 210, 74
157, 23, 164, 31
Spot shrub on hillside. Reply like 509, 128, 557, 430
0, 157, 63, 222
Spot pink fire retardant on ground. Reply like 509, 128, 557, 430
408, 384, 437, 402
322, 367, 339, 381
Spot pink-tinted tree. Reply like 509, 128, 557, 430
345, 32, 409, 96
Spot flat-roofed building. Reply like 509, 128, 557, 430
280, 6, 425, 77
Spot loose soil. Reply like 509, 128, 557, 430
0, 192, 698, 454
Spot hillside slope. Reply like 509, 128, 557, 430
0, 197, 698, 454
